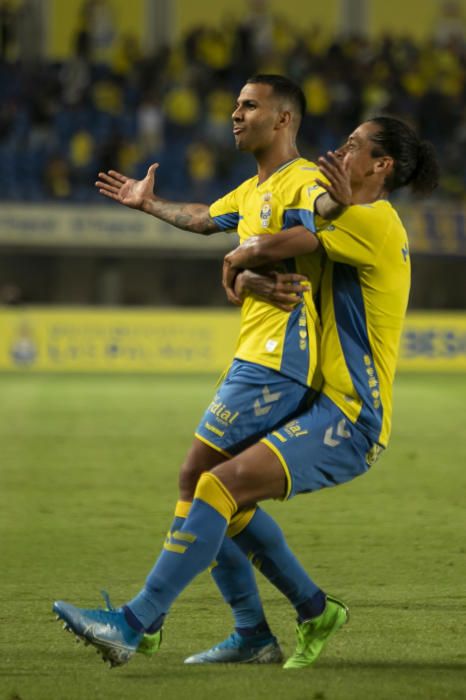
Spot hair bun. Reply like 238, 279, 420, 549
409, 140, 440, 195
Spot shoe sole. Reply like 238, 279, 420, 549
246, 645, 284, 664
185, 643, 284, 665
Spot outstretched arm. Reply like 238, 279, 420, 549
95, 164, 219, 235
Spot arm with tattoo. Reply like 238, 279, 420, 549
96, 163, 220, 235
141, 198, 219, 234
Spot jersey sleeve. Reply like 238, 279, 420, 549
282, 183, 327, 233
316, 204, 389, 266
209, 188, 240, 232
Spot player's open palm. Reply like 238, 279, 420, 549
316, 152, 352, 206
95, 164, 159, 209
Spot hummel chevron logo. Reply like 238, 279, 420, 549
254, 386, 282, 417
323, 419, 351, 447
336, 418, 351, 438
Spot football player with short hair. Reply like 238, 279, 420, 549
53, 104, 439, 669
78, 74, 344, 664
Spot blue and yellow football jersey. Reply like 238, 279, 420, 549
315, 200, 411, 447
210, 157, 324, 388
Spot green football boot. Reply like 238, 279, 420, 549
138, 630, 163, 656
283, 595, 349, 670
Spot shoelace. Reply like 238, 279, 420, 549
294, 626, 306, 656
101, 590, 115, 611
293, 621, 318, 658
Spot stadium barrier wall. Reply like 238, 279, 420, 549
0, 308, 465, 373
0, 204, 233, 252
0, 203, 465, 255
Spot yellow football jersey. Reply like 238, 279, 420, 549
210, 157, 324, 388
316, 200, 411, 447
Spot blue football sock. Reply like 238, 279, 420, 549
126, 474, 236, 630
233, 507, 325, 619
168, 501, 268, 634
211, 536, 269, 632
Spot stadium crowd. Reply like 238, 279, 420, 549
0, 0, 465, 203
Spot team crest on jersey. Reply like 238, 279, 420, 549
260, 192, 272, 227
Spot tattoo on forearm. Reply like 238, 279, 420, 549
148, 200, 218, 234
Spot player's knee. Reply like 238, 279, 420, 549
178, 440, 225, 499
228, 457, 252, 488
178, 457, 204, 499
212, 457, 254, 503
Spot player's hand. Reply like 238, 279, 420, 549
236, 270, 310, 312
222, 259, 242, 306
95, 164, 159, 209
316, 151, 352, 206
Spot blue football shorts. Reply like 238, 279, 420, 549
195, 359, 312, 457
262, 393, 384, 499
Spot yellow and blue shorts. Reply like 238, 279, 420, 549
195, 359, 311, 457
262, 393, 383, 499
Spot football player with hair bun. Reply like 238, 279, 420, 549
81, 73, 340, 666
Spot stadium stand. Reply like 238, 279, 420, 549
0, 4, 465, 206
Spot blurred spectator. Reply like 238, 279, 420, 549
112, 32, 141, 77
163, 81, 201, 140
186, 141, 217, 200
44, 155, 71, 200
80, 0, 116, 63
203, 87, 235, 148
59, 43, 91, 107
241, 0, 275, 62
137, 94, 164, 154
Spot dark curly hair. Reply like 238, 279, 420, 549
367, 116, 439, 195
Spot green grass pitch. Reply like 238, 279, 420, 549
1, 373, 465, 700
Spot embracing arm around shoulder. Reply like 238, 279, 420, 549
224, 226, 320, 271
222, 226, 316, 307
222, 149, 354, 267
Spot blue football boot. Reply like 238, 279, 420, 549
53, 600, 143, 667
100, 590, 163, 658
184, 631, 283, 664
